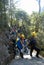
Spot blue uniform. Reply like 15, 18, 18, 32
16, 39, 23, 51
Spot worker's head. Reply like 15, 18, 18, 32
20, 34, 25, 40
31, 31, 37, 37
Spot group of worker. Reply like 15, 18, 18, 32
8, 26, 40, 59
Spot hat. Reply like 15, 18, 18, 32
31, 31, 37, 37
20, 34, 25, 39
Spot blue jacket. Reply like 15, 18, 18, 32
16, 39, 23, 51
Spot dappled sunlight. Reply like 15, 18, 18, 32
32, 50, 37, 57
23, 50, 37, 59
0, 0, 44, 65
23, 54, 32, 59
15, 50, 37, 59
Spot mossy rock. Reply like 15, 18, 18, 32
40, 51, 44, 57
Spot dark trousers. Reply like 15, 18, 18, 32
17, 46, 23, 58
30, 46, 40, 57
20, 52, 23, 58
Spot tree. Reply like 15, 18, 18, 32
8, 0, 20, 27
30, 12, 41, 32
15, 10, 30, 26
36, 0, 41, 14
0, 0, 9, 29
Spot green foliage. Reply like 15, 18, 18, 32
0, 0, 44, 57
15, 10, 30, 25
40, 51, 44, 57
0, 0, 9, 29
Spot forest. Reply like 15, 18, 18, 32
0, 0, 44, 65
